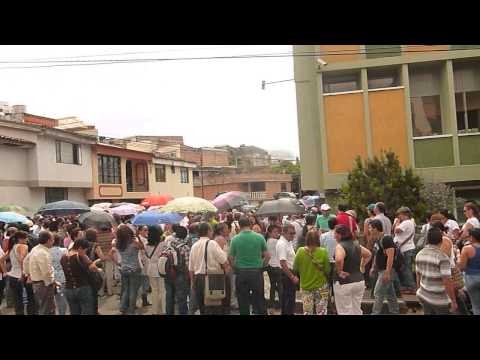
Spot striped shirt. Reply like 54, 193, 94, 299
415, 244, 452, 306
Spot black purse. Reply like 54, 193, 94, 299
76, 254, 104, 292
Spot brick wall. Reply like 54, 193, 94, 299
23, 113, 58, 128
181, 147, 229, 167
194, 180, 292, 200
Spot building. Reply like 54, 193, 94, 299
294, 45, 480, 214
193, 168, 292, 202
0, 117, 96, 213
215, 144, 272, 169
151, 155, 196, 198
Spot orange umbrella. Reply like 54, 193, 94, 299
141, 194, 174, 207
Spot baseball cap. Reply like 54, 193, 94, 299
367, 203, 376, 211
320, 204, 331, 211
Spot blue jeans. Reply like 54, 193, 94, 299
399, 249, 416, 290
420, 300, 450, 315
120, 272, 143, 315
372, 271, 399, 315
465, 273, 480, 315
54, 284, 68, 315
65, 286, 94, 315
165, 272, 189, 315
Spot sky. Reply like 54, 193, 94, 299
0, 45, 299, 159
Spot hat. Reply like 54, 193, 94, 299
346, 210, 357, 219
367, 203, 376, 211
320, 204, 331, 211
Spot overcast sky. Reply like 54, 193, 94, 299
0, 45, 299, 158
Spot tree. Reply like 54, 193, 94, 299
340, 151, 427, 221
420, 182, 465, 216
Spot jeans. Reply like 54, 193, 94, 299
465, 273, 480, 315
281, 273, 297, 315
420, 300, 450, 315
165, 272, 189, 315
65, 286, 94, 315
235, 269, 266, 315
120, 271, 143, 315
8, 277, 36, 315
54, 283, 68, 315
266, 266, 283, 309
32, 282, 55, 315
371, 271, 399, 315
399, 249, 416, 290
333, 280, 365, 315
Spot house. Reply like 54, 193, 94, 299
294, 45, 480, 218
0, 115, 96, 212
150, 155, 196, 198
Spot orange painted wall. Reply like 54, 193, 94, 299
404, 45, 449, 54
319, 45, 362, 63
324, 93, 367, 173
368, 89, 410, 167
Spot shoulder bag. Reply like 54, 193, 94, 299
77, 254, 104, 293
203, 240, 226, 301
304, 247, 330, 298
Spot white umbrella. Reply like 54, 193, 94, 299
108, 204, 145, 216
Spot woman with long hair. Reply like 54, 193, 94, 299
294, 229, 330, 315
60, 238, 101, 315
296, 214, 317, 251
116, 226, 145, 315
459, 202, 480, 243
333, 225, 371, 315
439, 209, 460, 242
145, 226, 167, 315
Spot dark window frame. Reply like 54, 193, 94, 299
155, 164, 166, 182
323, 71, 361, 94
180, 167, 189, 184
45, 188, 68, 203
97, 154, 121, 184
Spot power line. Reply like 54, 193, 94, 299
0, 47, 477, 70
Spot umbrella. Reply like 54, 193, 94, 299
109, 202, 136, 208
160, 197, 217, 214
109, 204, 145, 216
212, 191, 249, 211
78, 211, 116, 229
37, 200, 90, 216
141, 194, 174, 207
132, 211, 183, 226
90, 202, 112, 211
0, 212, 30, 224
256, 198, 305, 217
0, 205, 31, 216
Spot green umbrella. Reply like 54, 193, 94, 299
0, 205, 31, 216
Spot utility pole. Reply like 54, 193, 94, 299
200, 148, 205, 199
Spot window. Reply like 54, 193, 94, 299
454, 61, 480, 133
409, 66, 444, 137
171, 165, 176, 174
367, 67, 401, 89
45, 188, 67, 203
250, 182, 266, 192
55, 141, 81, 165
281, 183, 287, 192
155, 164, 166, 182
323, 72, 360, 93
180, 167, 189, 183
98, 155, 121, 184
365, 45, 401, 59
193, 170, 199, 177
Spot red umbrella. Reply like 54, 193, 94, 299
141, 194, 174, 207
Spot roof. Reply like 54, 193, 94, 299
0, 134, 35, 147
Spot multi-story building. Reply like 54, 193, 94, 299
294, 45, 480, 215
0, 115, 96, 213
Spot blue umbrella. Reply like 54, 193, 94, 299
0, 212, 30, 224
132, 211, 183, 226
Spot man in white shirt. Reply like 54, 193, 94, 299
189, 222, 229, 315
276, 223, 298, 315
393, 207, 417, 294
24, 230, 56, 315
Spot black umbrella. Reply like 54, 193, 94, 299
256, 198, 305, 217
37, 200, 90, 216
78, 211, 116, 230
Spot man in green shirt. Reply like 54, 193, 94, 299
229, 217, 270, 315
316, 204, 336, 233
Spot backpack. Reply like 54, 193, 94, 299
157, 247, 177, 281
378, 236, 405, 273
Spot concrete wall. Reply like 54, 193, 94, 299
149, 164, 194, 198
0, 145, 29, 184
194, 181, 291, 201
33, 135, 93, 187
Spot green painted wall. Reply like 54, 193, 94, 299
459, 135, 480, 165
414, 137, 454, 168
365, 45, 402, 59
450, 45, 480, 50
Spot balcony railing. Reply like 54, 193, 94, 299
249, 191, 267, 201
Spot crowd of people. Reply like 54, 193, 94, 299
0, 199, 479, 316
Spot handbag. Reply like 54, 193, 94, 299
451, 266, 464, 290
76, 254, 104, 292
203, 240, 226, 301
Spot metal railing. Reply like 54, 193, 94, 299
249, 191, 267, 200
